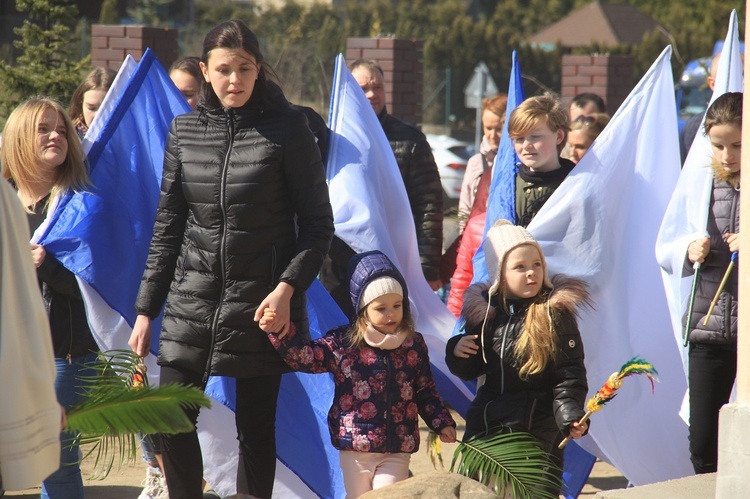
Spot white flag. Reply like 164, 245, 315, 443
528, 46, 694, 484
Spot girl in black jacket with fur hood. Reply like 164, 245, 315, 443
445, 220, 590, 493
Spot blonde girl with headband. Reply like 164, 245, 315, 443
445, 220, 590, 494
265, 250, 456, 498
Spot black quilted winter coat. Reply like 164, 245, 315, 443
446, 277, 589, 448
378, 110, 443, 281
135, 93, 334, 379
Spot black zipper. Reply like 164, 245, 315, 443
203, 109, 234, 383
483, 304, 515, 434
499, 303, 515, 395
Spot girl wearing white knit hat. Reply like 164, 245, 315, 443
446, 220, 591, 495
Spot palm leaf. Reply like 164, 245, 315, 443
64, 350, 211, 479
450, 429, 560, 498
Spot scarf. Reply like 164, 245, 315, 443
363, 323, 407, 350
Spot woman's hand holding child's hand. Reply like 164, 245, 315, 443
439, 426, 457, 443
453, 335, 479, 358
568, 420, 588, 440
688, 237, 710, 264
255, 282, 294, 336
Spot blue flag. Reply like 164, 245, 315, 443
471, 50, 525, 285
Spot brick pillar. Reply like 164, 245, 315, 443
346, 37, 423, 126
561, 54, 635, 115
91, 24, 179, 70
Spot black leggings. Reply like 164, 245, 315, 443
688, 342, 736, 474
158, 365, 282, 499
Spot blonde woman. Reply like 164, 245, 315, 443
567, 113, 610, 164
2, 97, 96, 499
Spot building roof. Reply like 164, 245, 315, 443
528, 1, 660, 48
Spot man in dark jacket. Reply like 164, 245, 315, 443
349, 59, 444, 291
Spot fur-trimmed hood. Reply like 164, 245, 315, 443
711, 156, 740, 188
460, 274, 591, 329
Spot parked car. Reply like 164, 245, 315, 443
425, 133, 474, 212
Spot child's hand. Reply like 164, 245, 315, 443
260, 309, 276, 328
260, 309, 289, 339
453, 334, 479, 358
724, 232, 740, 253
254, 282, 294, 336
439, 426, 457, 443
688, 237, 710, 264
568, 420, 588, 440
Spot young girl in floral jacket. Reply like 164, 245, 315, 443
265, 250, 456, 497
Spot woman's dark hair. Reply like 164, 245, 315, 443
169, 56, 202, 85
704, 92, 743, 135
200, 20, 278, 109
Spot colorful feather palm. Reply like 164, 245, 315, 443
586, 358, 658, 413
560, 357, 658, 449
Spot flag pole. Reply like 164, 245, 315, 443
684, 262, 701, 346
703, 252, 738, 325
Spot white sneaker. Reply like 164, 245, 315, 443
138, 466, 169, 499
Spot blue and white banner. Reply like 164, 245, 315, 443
326, 54, 474, 416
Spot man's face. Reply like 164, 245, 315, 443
352, 66, 386, 116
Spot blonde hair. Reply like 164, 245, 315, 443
570, 113, 610, 142
499, 243, 557, 379
347, 303, 415, 350
508, 93, 569, 153
2, 97, 89, 211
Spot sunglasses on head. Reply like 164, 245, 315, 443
573, 115, 596, 125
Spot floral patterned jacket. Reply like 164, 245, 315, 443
267, 324, 455, 454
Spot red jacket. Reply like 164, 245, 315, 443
447, 167, 492, 316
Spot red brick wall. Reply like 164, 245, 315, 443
91, 25, 179, 70
346, 37, 423, 126
561, 54, 634, 115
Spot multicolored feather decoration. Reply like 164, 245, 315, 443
559, 357, 658, 449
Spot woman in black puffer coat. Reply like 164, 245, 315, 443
129, 20, 333, 499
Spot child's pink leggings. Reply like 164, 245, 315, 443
338, 450, 411, 498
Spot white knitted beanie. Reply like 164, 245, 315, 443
483, 219, 552, 296
359, 277, 404, 311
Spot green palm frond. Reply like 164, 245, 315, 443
450, 429, 561, 499
64, 350, 211, 479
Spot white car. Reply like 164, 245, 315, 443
425, 134, 474, 211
